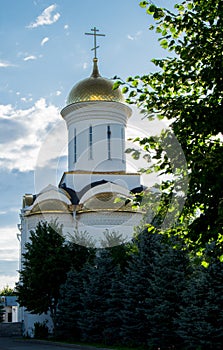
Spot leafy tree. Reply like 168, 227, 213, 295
16, 221, 72, 326
117, 0, 223, 248
0, 285, 15, 296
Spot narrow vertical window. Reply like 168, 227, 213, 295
107, 125, 111, 160
74, 128, 77, 163
89, 125, 93, 159
121, 127, 124, 163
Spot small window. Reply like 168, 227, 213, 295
74, 128, 77, 163
107, 125, 111, 160
121, 127, 124, 163
89, 125, 93, 159
7, 312, 12, 322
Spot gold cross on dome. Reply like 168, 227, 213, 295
85, 27, 105, 59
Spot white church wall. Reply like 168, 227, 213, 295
22, 310, 53, 338
75, 211, 143, 247
68, 121, 126, 172
61, 173, 141, 194
62, 101, 131, 172
24, 213, 74, 240
20, 212, 74, 269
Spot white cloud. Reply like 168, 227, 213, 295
0, 99, 65, 172
0, 274, 18, 290
127, 31, 142, 41
64, 24, 70, 36
0, 226, 20, 259
55, 90, 61, 96
41, 37, 49, 46
0, 61, 14, 68
21, 96, 33, 102
27, 4, 60, 28
24, 55, 37, 61
127, 35, 134, 41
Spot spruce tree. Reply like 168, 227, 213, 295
56, 269, 84, 340
78, 249, 119, 343
56, 243, 95, 340
103, 266, 124, 345
120, 227, 163, 347
176, 244, 223, 349
143, 235, 190, 349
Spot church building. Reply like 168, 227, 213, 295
18, 28, 144, 335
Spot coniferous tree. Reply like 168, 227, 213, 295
176, 265, 212, 349
103, 266, 124, 345
120, 227, 163, 347
54, 240, 95, 339
78, 249, 119, 343
176, 243, 223, 349
143, 235, 190, 349
56, 268, 84, 340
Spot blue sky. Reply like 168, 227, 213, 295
0, 0, 177, 289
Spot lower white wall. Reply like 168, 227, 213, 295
20, 308, 53, 338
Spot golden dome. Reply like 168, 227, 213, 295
29, 199, 71, 215
81, 192, 133, 211
67, 59, 124, 105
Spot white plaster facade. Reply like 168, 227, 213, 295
0, 296, 18, 323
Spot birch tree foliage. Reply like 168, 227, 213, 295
116, 0, 223, 247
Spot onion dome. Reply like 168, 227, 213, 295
67, 58, 124, 105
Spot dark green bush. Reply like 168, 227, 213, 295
34, 321, 49, 339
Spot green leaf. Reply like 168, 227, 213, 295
122, 86, 129, 94
132, 80, 139, 87
160, 39, 168, 49
146, 4, 156, 14
201, 260, 209, 268
153, 9, 165, 20
139, 1, 148, 8
156, 26, 162, 33
129, 90, 137, 97
114, 197, 122, 203
175, 4, 184, 11
187, 2, 193, 10
113, 81, 122, 90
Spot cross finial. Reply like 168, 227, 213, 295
85, 27, 105, 60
